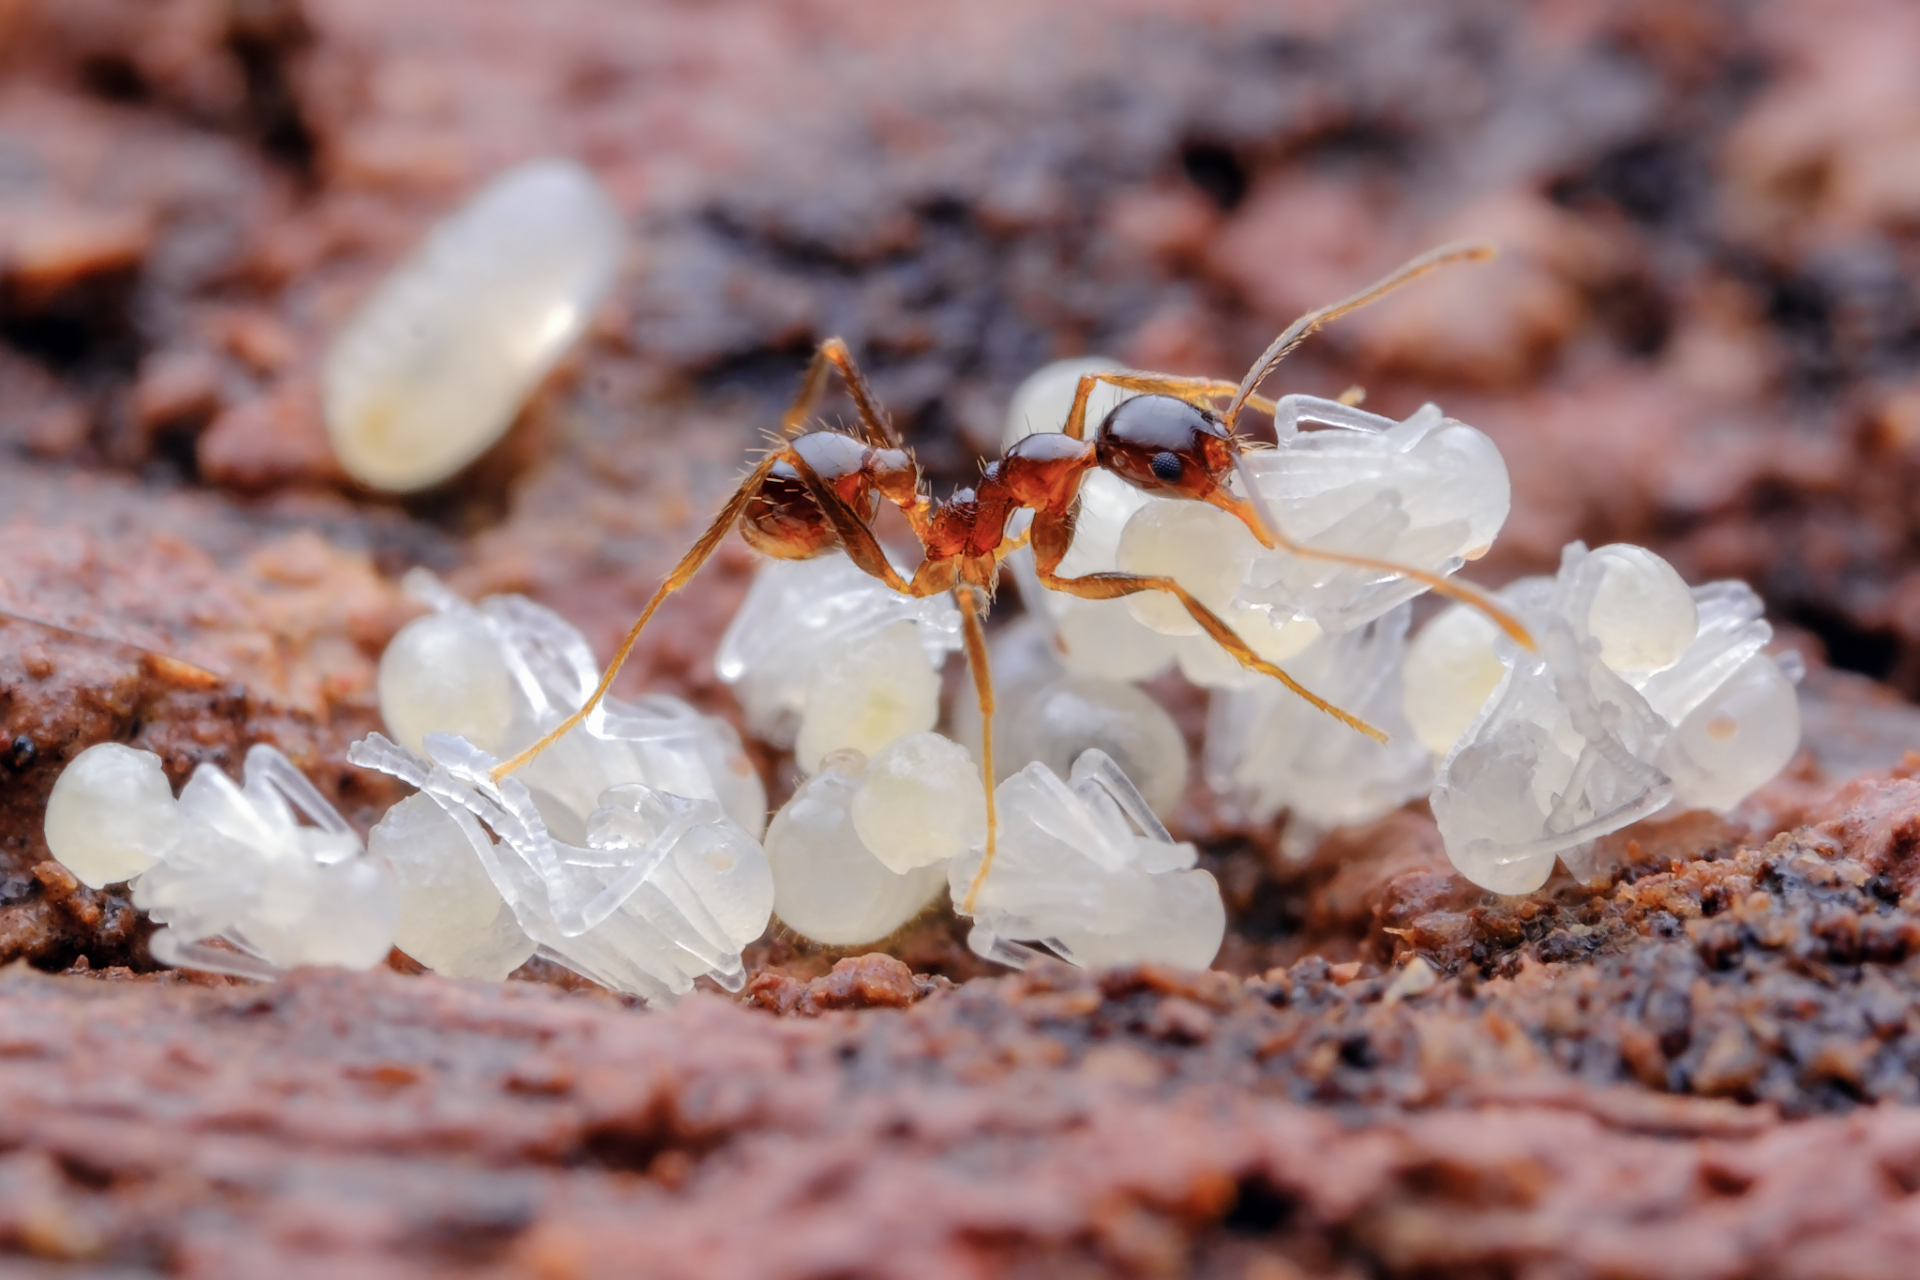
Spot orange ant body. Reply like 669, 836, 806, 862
492, 242, 1531, 909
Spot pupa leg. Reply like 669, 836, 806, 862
780, 337, 903, 449
491, 453, 780, 780
956, 583, 1000, 914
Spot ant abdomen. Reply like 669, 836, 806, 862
1094, 395, 1236, 501
742, 459, 837, 559
743, 431, 879, 559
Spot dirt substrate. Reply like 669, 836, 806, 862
10, 0, 1920, 1275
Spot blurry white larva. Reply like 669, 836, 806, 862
323, 158, 625, 492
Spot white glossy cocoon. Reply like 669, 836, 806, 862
324, 158, 624, 491
44, 743, 177, 888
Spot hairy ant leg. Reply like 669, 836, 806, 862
955, 583, 999, 913
783, 444, 924, 594
1026, 507, 1387, 744
490, 452, 783, 781
1213, 453, 1534, 647
782, 337, 904, 448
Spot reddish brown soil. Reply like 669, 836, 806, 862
8, 0, 1920, 1274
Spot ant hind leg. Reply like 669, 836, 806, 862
489, 453, 781, 781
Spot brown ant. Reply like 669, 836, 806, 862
492, 241, 1531, 910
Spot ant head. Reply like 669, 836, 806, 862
1094, 395, 1235, 500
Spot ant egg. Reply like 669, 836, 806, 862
378, 610, 517, 756
368, 793, 536, 981
323, 158, 624, 492
850, 732, 986, 873
1401, 603, 1508, 756
44, 742, 179, 888
793, 620, 941, 774
765, 751, 947, 945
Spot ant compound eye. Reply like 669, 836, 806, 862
1150, 451, 1183, 483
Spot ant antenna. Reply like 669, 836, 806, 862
1224, 240, 1497, 435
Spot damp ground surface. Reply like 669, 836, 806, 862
8, 0, 1920, 1275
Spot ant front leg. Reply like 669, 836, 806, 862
491, 452, 782, 781
1028, 509, 1388, 744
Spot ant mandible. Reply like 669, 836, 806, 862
492, 240, 1533, 911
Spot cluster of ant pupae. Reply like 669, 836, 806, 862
43, 220, 1803, 998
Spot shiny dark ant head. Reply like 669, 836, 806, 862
1094, 394, 1236, 500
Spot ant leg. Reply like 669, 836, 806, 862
1207, 455, 1534, 649
785, 448, 922, 595
1027, 503, 1383, 741
490, 453, 781, 781
1041, 564, 1388, 743
955, 584, 1000, 914
1225, 241, 1495, 432
778, 344, 839, 438
780, 337, 904, 449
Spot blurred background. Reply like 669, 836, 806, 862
3, 0, 1920, 841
